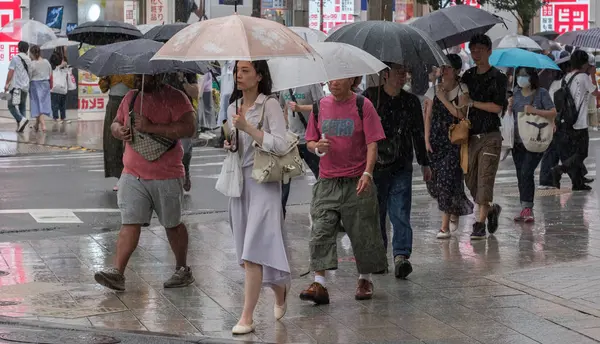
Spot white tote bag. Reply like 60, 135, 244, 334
51, 68, 68, 95
517, 92, 552, 153
500, 109, 514, 149
67, 68, 77, 91
215, 151, 243, 197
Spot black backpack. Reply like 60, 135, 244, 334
311, 94, 365, 123
553, 72, 586, 127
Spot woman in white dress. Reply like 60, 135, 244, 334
225, 60, 291, 335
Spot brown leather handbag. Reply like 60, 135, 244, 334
448, 106, 471, 145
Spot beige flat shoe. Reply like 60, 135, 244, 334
274, 282, 289, 320
232, 322, 255, 335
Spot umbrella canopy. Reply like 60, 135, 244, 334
137, 24, 159, 35
74, 39, 213, 77
143, 23, 189, 42
268, 42, 388, 91
151, 14, 317, 62
530, 35, 551, 51
326, 21, 448, 67
288, 27, 327, 44
556, 28, 600, 50
0, 19, 57, 45
68, 20, 142, 46
489, 48, 560, 70
410, 5, 504, 48
493, 34, 542, 51
41, 38, 79, 50
537, 30, 560, 40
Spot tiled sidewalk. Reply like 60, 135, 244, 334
1, 195, 600, 343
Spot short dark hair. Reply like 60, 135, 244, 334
17, 41, 28, 53
469, 34, 492, 50
516, 67, 540, 90
571, 50, 589, 70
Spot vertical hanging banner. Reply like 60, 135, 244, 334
309, 0, 354, 33
147, 0, 168, 24
541, 0, 589, 34
124, 1, 138, 25
0, 0, 21, 88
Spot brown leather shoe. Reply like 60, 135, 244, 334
355, 279, 373, 300
299, 282, 330, 305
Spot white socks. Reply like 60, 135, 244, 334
314, 275, 326, 286
359, 274, 372, 282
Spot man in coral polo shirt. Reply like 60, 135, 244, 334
299, 76, 388, 304
94, 74, 197, 291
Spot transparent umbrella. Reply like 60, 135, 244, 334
0, 19, 57, 46
41, 38, 79, 50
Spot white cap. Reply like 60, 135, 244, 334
588, 53, 595, 65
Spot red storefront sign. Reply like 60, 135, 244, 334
0, 0, 21, 63
554, 3, 588, 33
79, 97, 106, 111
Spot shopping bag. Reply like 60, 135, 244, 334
51, 68, 68, 95
517, 111, 552, 153
215, 151, 243, 197
500, 110, 514, 149
67, 68, 77, 91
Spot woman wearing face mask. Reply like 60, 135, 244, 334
225, 60, 291, 335
424, 54, 474, 239
508, 67, 556, 222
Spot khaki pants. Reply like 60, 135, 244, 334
466, 131, 502, 205
309, 177, 388, 274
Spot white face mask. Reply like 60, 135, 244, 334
517, 76, 531, 88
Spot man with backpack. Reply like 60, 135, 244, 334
280, 83, 325, 217
4, 41, 31, 133
299, 76, 388, 305
551, 50, 599, 191
363, 63, 430, 280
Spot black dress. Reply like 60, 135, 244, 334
426, 89, 474, 216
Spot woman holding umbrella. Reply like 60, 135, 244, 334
424, 54, 474, 239
28, 45, 52, 132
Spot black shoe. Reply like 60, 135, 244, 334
551, 167, 562, 189
487, 204, 502, 234
573, 184, 592, 191
394, 255, 412, 279
583, 177, 594, 184
470, 222, 486, 240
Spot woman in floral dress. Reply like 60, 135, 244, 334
424, 54, 474, 239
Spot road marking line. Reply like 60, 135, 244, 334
29, 210, 83, 224
0, 164, 64, 168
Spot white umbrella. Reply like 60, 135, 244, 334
493, 34, 542, 51
268, 42, 388, 92
137, 24, 159, 35
41, 38, 79, 50
289, 27, 327, 44
0, 19, 57, 46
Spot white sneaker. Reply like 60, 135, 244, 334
437, 229, 451, 239
207, 132, 217, 138
198, 132, 212, 140
538, 185, 551, 190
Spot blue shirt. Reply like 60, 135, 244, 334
512, 87, 555, 143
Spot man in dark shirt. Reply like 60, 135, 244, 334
364, 63, 431, 279
164, 72, 199, 192
461, 34, 506, 240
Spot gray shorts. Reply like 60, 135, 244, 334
117, 174, 183, 228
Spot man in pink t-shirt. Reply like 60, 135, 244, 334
299, 76, 388, 305
94, 74, 197, 292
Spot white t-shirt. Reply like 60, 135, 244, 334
565, 71, 597, 129
30, 58, 52, 81
424, 83, 469, 102
548, 80, 561, 103
8, 53, 31, 91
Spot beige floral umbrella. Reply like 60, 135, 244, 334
151, 14, 318, 62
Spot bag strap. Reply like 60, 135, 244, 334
17, 55, 28, 75
288, 89, 308, 129
129, 90, 140, 116
312, 94, 364, 124
257, 95, 276, 130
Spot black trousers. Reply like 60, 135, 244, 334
555, 127, 588, 187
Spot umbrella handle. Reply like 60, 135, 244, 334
315, 133, 326, 157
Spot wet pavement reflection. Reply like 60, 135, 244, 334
0, 188, 600, 343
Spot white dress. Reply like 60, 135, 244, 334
227, 93, 291, 287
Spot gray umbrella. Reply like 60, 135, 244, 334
143, 23, 189, 42
531, 35, 551, 50
74, 39, 213, 76
68, 20, 142, 46
326, 21, 448, 67
556, 28, 600, 49
410, 5, 504, 48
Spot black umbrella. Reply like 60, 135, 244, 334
537, 30, 560, 40
74, 39, 213, 76
556, 28, 600, 50
68, 20, 142, 46
531, 35, 551, 50
326, 21, 448, 67
143, 23, 189, 42
410, 5, 504, 48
